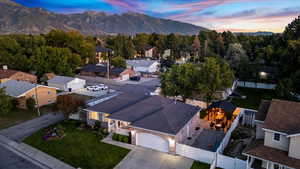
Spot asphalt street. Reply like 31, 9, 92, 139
0, 144, 43, 169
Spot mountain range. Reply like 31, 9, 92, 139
0, 0, 207, 35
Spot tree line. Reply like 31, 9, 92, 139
0, 30, 95, 77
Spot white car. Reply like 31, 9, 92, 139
86, 85, 108, 92
96, 84, 108, 90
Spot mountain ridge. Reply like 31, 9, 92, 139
0, 0, 207, 35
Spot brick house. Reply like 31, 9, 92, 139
0, 67, 37, 83
0, 80, 57, 109
244, 100, 300, 169
85, 93, 200, 153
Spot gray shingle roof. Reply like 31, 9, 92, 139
87, 94, 200, 135
126, 60, 158, 68
130, 97, 200, 135
85, 93, 148, 114
47, 76, 75, 85
0, 80, 36, 97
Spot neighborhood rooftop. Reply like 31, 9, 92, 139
47, 76, 76, 84
0, 69, 19, 79
245, 140, 300, 169
255, 100, 271, 122
80, 64, 126, 75
0, 80, 37, 97
126, 60, 158, 67
263, 99, 300, 135
207, 100, 236, 114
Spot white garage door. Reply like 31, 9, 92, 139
136, 133, 169, 152
121, 74, 130, 81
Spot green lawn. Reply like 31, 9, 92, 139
231, 87, 277, 110
24, 120, 130, 169
0, 105, 54, 129
190, 161, 222, 169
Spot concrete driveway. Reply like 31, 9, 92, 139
115, 148, 193, 169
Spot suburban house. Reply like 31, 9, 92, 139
126, 60, 160, 74
244, 99, 300, 169
80, 64, 135, 81
135, 45, 155, 58
85, 93, 200, 153
0, 80, 57, 109
0, 66, 37, 83
95, 46, 113, 64
47, 76, 86, 92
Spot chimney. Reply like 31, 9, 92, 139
2, 65, 8, 70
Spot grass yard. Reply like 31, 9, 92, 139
24, 120, 130, 169
0, 105, 54, 129
231, 87, 277, 110
190, 161, 222, 169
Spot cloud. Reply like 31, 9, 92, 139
102, 0, 145, 12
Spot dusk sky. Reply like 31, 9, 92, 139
12, 0, 300, 33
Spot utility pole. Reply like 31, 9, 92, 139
30, 33, 40, 116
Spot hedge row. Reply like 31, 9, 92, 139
112, 133, 131, 144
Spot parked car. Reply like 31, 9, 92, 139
96, 84, 108, 90
130, 76, 141, 81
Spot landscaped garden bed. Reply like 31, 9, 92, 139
223, 125, 255, 160
24, 120, 130, 169
112, 133, 131, 144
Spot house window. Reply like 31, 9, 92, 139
90, 112, 99, 120
274, 133, 281, 141
273, 164, 279, 169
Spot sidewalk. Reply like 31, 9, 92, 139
0, 135, 74, 169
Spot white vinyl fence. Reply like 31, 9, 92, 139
216, 154, 247, 169
237, 81, 276, 89
176, 143, 216, 164
177, 109, 248, 169
217, 110, 243, 153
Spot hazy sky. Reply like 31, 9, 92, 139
13, 0, 300, 33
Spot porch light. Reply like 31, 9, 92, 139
259, 71, 267, 79
168, 138, 175, 147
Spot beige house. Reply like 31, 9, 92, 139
85, 93, 200, 153
0, 80, 57, 109
244, 99, 300, 169
0, 66, 37, 83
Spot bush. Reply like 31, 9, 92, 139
112, 133, 130, 144
94, 121, 101, 130
123, 136, 129, 143
112, 133, 118, 141
26, 98, 36, 111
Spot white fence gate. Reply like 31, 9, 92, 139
176, 143, 216, 164
237, 81, 276, 89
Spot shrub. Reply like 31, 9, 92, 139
112, 133, 130, 144
94, 121, 101, 130
26, 98, 36, 111
123, 136, 129, 143
112, 133, 118, 140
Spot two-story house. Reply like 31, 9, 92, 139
244, 99, 300, 169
